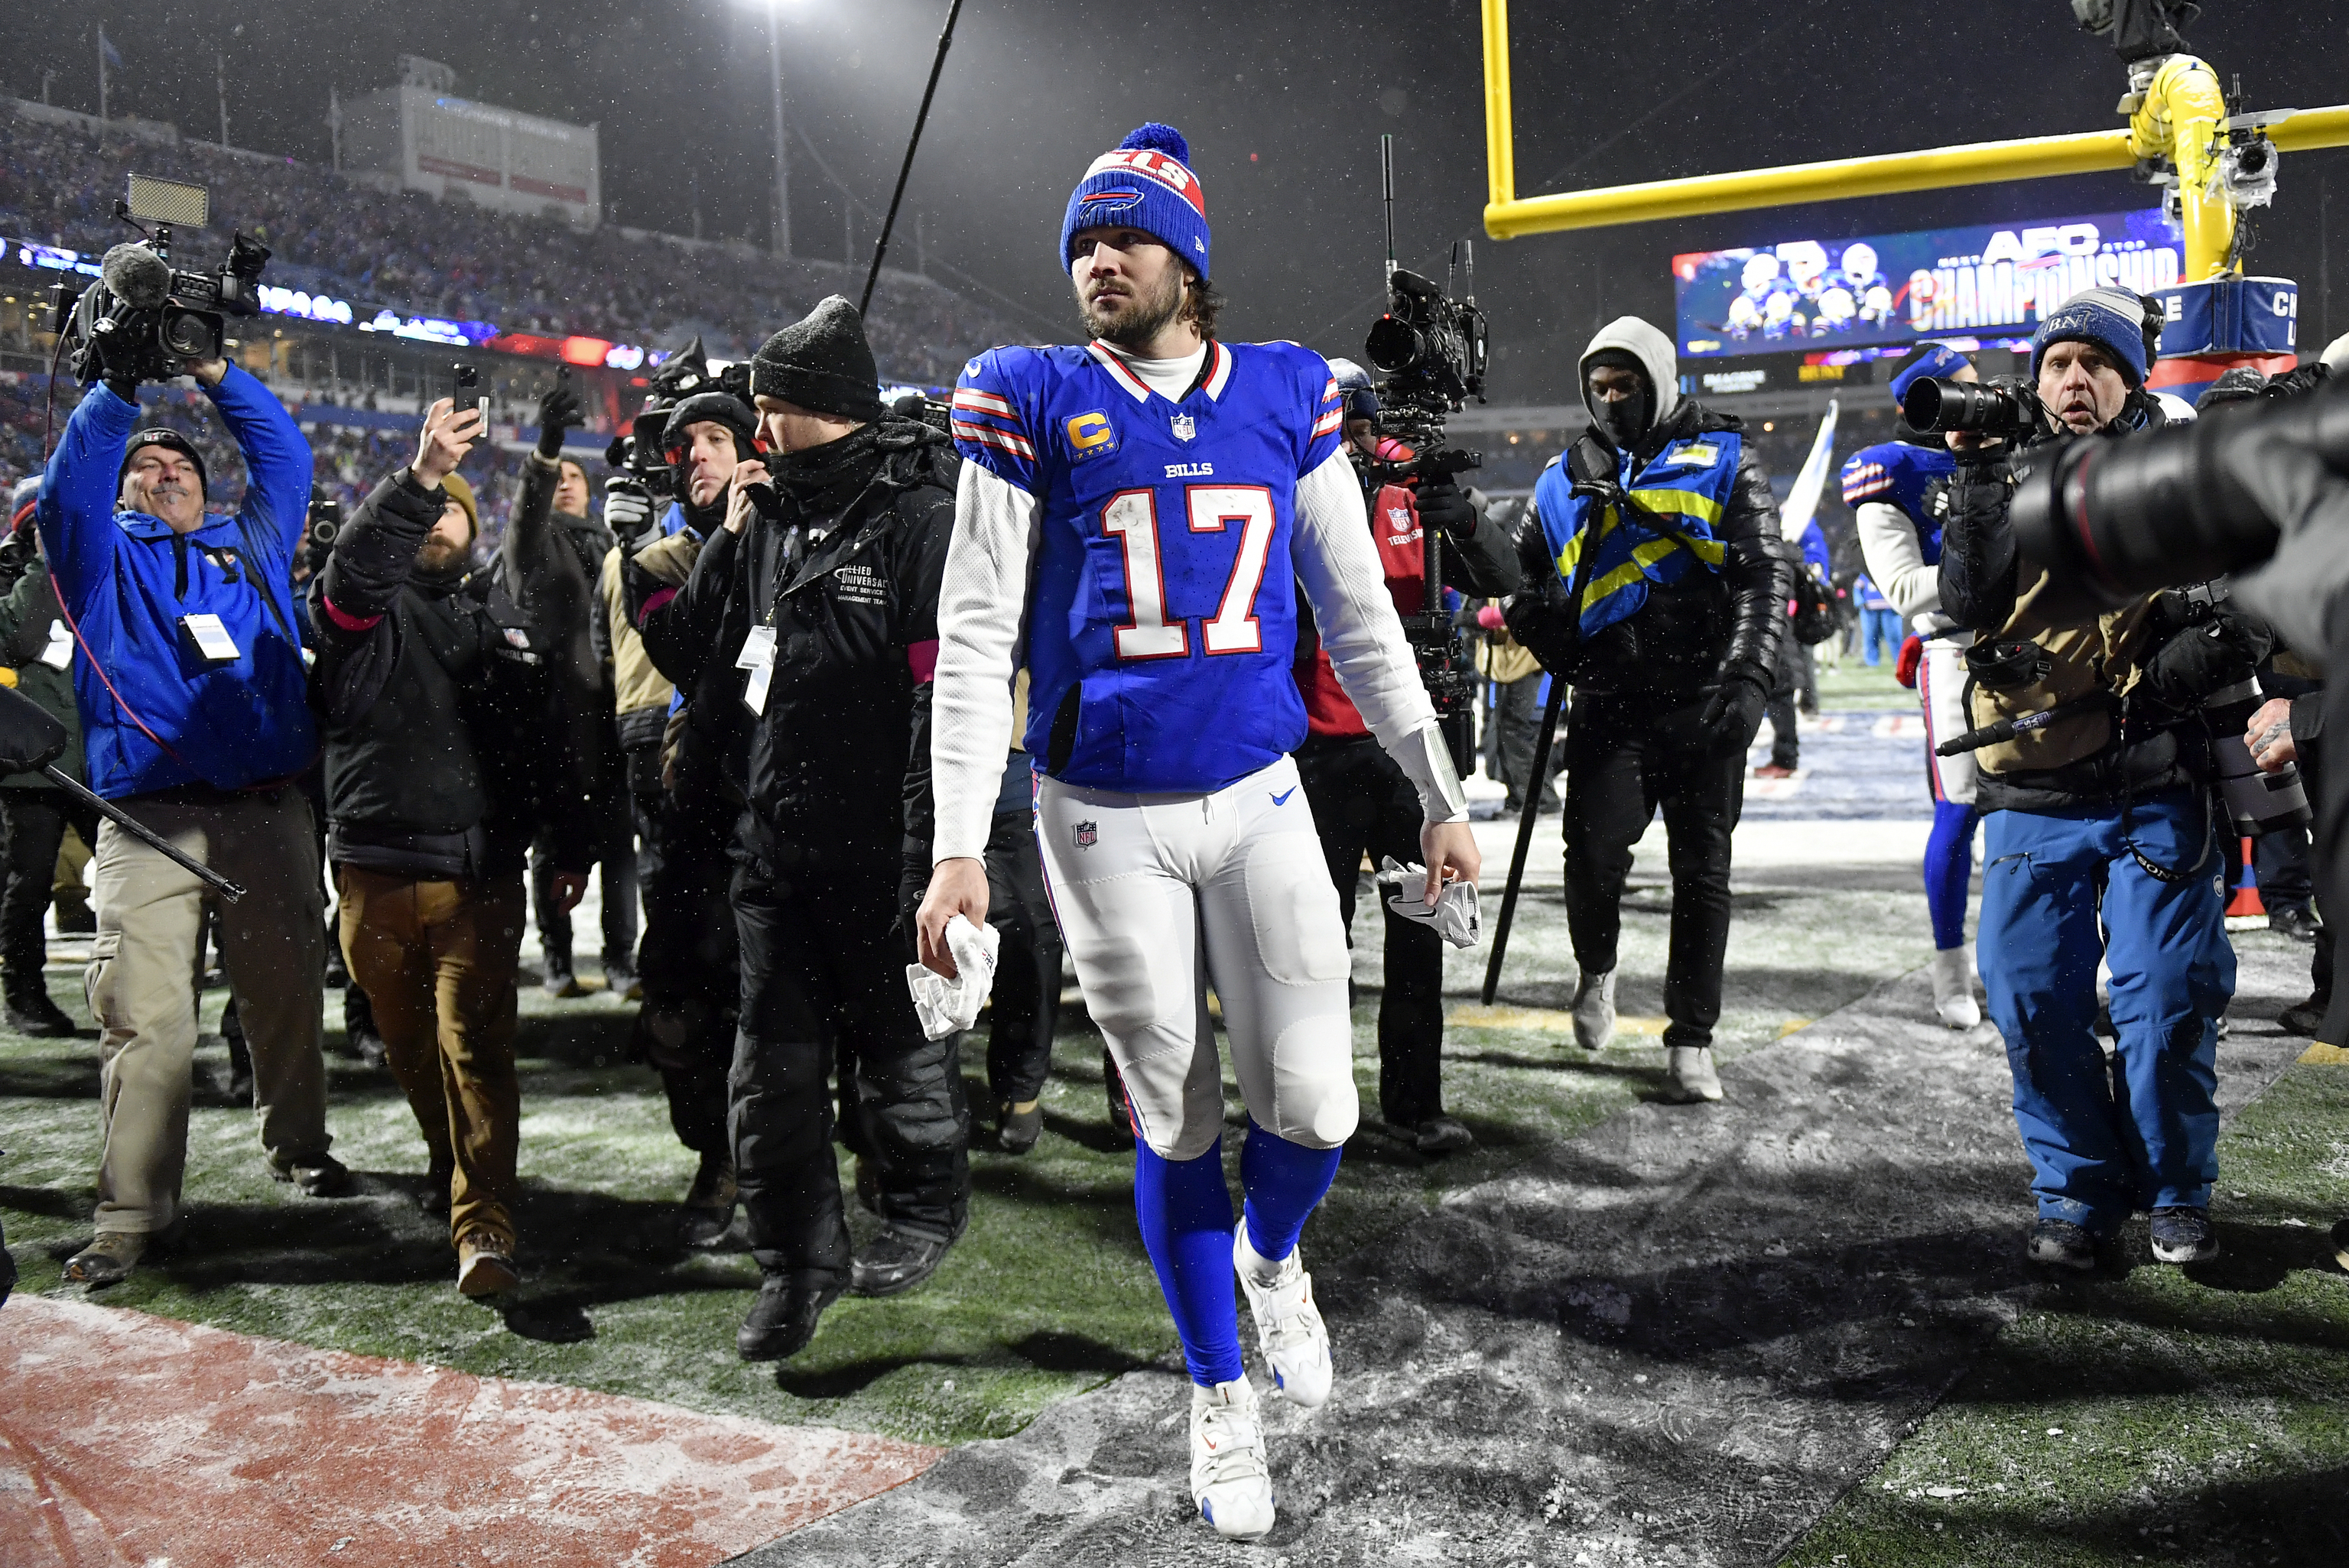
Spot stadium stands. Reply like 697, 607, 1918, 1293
0, 102, 1019, 392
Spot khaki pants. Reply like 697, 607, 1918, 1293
88, 790, 328, 1235
337, 867, 525, 1252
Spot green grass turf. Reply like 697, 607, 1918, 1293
1782, 1058, 2349, 1567
1812, 651, 1912, 712
0, 852, 1915, 1450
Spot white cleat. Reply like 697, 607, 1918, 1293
1931, 947, 1981, 1029
1572, 968, 1616, 1050
1661, 1046, 1724, 1103
1190, 1375, 1275, 1540
1233, 1229, 1332, 1407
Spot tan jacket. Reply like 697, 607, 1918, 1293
1965, 564, 2159, 777
600, 544, 677, 726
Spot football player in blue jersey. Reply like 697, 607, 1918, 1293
915, 122, 1479, 1542
1847, 343, 1982, 1029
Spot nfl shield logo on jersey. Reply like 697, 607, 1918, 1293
1074, 820, 1099, 849
1170, 413, 1196, 443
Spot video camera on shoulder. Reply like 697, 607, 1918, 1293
52, 176, 268, 387
1901, 374, 2042, 440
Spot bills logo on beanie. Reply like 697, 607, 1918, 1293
1061, 123, 1210, 278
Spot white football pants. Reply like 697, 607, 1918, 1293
1918, 632, 1978, 807
1035, 755, 1360, 1161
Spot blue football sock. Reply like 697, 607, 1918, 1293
1925, 800, 1976, 952
1132, 1137, 1243, 1388
1239, 1118, 1343, 1265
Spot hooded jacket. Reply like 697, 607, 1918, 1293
37, 368, 316, 799
635, 418, 957, 862
1504, 317, 1787, 701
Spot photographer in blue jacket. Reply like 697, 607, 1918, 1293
37, 350, 343, 1288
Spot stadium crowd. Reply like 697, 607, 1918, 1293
0, 107, 1015, 388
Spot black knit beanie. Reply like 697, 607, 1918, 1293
119, 427, 209, 500
749, 296, 882, 423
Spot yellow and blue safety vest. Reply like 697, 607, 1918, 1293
1533, 431, 1743, 638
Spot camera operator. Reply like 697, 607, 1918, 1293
37, 348, 340, 1288
510, 382, 638, 998
614, 378, 757, 1247
309, 399, 590, 1298
1935, 286, 2252, 1272
1294, 359, 1519, 1153
0, 478, 96, 1037
637, 297, 968, 1361
1503, 317, 1790, 1104
1850, 343, 1983, 1029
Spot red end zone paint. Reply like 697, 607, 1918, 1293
0, 1296, 941, 1567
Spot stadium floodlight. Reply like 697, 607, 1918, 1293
733, 0, 817, 259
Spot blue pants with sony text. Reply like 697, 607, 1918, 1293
1976, 790, 2233, 1233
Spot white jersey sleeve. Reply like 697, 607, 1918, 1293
931, 460, 1040, 864
1855, 498, 1944, 626
1290, 448, 1467, 824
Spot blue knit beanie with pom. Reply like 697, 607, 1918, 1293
1060, 122, 1210, 279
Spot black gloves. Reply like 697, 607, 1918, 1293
1415, 479, 1478, 540
537, 378, 586, 459
1568, 474, 1628, 511
1697, 664, 1771, 756
2139, 605, 2273, 720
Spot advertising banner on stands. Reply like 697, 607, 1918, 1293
1673, 209, 2184, 360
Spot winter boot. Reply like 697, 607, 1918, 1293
1571, 968, 1616, 1050
1660, 1046, 1723, 1103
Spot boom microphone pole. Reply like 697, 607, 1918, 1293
1480, 675, 1563, 1005
859, 0, 966, 317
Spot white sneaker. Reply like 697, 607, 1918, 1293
1233, 1229, 1332, 1407
1661, 1046, 1723, 1102
1572, 968, 1616, 1050
1190, 1376, 1275, 1540
1931, 947, 1981, 1029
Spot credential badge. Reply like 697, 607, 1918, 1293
1074, 820, 1099, 849
1170, 413, 1196, 443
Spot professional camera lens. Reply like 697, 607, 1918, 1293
158, 306, 224, 362
1900, 375, 2038, 437
1366, 315, 1431, 377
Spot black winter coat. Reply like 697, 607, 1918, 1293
309, 470, 592, 880
635, 419, 956, 868
1503, 401, 1788, 701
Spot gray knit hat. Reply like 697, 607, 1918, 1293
749, 296, 882, 423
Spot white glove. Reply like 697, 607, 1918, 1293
904, 914, 1002, 1040
605, 478, 656, 544
1375, 856, 1483, 949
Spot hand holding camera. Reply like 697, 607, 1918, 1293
413, 398, 484, 489
605, 478, 656, 545
1415, 479, 1478, 541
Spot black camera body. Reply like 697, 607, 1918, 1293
1363, 266, 1489, 722
1902, 375, 2042, 439
54, 227, 269, 387
301, 494, 343, 579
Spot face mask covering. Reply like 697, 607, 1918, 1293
1596, 394, 1649, 450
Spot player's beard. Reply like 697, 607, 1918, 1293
1078, 266, 1185, 350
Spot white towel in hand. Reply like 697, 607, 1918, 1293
1375, 856, 1483, 949
905, 914, 1002, 1039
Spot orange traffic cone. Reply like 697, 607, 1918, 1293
2225, 836, 2266, 919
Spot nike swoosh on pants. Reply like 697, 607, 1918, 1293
1272, 787, 1297, 807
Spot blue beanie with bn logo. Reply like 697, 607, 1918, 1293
2033, 286, 2151, 389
